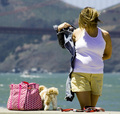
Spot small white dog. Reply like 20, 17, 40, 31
39, 85, 59, 111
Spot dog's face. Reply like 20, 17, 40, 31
39, 85, 47, 93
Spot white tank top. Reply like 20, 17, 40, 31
73, 27, 106, 73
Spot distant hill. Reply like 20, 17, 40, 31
0, 0, 120, 73
99, 3, 120, 31
99, 4, 120, 72
0, 0, 81, 73
0, 0, 81, 28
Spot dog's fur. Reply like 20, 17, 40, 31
39, 85, 59, 110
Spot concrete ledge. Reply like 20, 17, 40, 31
0, 108, 120, 114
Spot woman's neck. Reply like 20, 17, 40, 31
85, 27, 98, 37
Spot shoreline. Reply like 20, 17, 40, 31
0, 108, 120, 114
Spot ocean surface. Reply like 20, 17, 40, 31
0, 72, 120, 111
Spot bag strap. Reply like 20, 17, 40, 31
83, 107, 105, 112
57, 107, 74, 112
18, 84, 22, 110
58, 107, 83, 112
10, 84, 13, 110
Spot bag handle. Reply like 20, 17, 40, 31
22, 81, 36, 85
22, 81, 39, 89
22, 81, 29, 85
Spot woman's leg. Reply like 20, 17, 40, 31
76, 92, 100, 109
91, 94, 99, 107
76, 91, 91, 109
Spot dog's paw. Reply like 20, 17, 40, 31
44, 105, 50, 111
53, 106, 57, 110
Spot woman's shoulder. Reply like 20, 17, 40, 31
72, 28, 83, 42
73, 28, 81, 33
99, 28, 111, 42
99, 28, 110, 36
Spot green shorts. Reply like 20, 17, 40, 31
71, 72, 103, 96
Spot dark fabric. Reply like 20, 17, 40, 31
53, 25, 76, 102
65, 72, 74, 101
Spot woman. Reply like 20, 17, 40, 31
57, 7, 112, 109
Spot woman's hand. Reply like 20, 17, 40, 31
58, 22, 71, 32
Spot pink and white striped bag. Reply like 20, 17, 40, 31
7, 81, 42, 110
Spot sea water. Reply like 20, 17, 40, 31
0, 72, 120, 111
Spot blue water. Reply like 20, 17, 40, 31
0, 73, 120, 111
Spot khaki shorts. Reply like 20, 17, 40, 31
71, 72, 103, 96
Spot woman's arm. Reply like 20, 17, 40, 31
102, 30, 112, 60
58, 22, 77, 42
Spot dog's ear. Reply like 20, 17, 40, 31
53, 88, 59, 95
39, 85, 46, 93
47, 87, 59, 95
46, 89, 50, 95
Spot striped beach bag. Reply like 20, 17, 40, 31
7, 81, 42, 110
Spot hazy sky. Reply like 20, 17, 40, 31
62, 0, 120, 10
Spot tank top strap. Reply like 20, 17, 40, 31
97, 27, 103, 38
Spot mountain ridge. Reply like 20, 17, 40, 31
0, 0, 119, 73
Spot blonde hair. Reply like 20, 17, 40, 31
78, 7, 101, 28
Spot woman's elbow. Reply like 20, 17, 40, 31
103, 54, 112, 60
